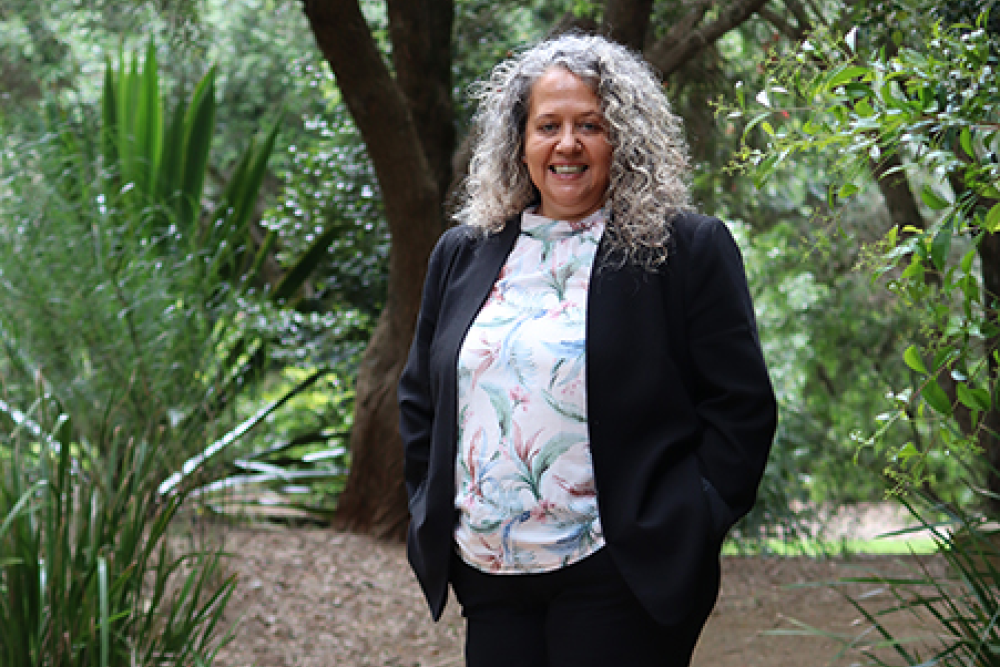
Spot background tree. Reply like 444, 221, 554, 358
300, 0, 831, 538
731, 5, 1000, 661
732, 0, 1000, 505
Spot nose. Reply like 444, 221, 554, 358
555, 125, 579, 151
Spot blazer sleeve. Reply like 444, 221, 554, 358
683, 217, 777, 524
398, 227, 463, 504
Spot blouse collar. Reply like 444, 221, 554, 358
520, 206, 607, 240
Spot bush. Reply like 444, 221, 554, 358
0, 400, 235, 666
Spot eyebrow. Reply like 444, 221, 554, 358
532, 110, 604, 120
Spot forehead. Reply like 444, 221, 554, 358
527, 67, 601, 115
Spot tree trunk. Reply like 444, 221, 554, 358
302, 0, 447, 539
979, 231, 1000, 509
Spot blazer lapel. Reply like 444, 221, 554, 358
441, 219, 521, 352
434, 220, 521, 464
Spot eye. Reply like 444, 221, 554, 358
579, 121, 603, 133
538, 122, 558, 133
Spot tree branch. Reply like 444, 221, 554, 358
602, 0, 655, 52
870, 153, 926, 233
645, 0, 769, 78
758, 6, 806, 40
782, 0, 814, 32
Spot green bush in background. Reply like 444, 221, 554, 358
734, 2, 1000, 662
0, 41, 355, 664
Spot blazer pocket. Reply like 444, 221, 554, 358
701, 476, 733, 545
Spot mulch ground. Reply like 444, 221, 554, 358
206, 524, 947, 667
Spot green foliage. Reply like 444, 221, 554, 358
730, 6, 1000, 499
100, 42, 280, 286
0, 44, 276, 457
0, 401, 235, 666
0, 42, 356, 520
265, 106, 388, 320
826, 496, 1000, 666
733, 3, 1000, 664
732, 216, 914, 506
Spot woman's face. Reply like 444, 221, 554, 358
522, 67, 612, 222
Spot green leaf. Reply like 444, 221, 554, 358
157, 95, 188, 204
754, 153, 779, 187
838, 182, 859, 198
100, 59, 118, 175
956, 383, 992, 411
921, 378, 953, 416
903, 345, 928, 374
930, 219, 952, 271
985, 202, 1000, 233
136, 41, 162, 199
826, 65, 869, 89
225, 118, 280, 235
960, 126, 974, 157
179, 68, 217, 228
271, 223, 341, 303
961, 248, 976, 273
896, 442, 919, 461
932, 347, 957, 371
920, 185, 950, 211
742, 112, 772, 139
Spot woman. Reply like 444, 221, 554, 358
398, 33, 777, 667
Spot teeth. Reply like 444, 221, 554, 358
551, 165, 585, 174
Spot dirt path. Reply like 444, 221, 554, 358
208, 525, 942, 667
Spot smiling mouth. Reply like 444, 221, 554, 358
550, 165, 586, 174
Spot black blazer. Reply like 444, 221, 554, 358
398, 212, 777, 626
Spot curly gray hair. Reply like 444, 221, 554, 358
454, 32, 691, 266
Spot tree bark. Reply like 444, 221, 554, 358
387, 0, 456, 199
870, 153, 926, 235
302, 0, 446, 539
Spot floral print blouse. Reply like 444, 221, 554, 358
454, 207, 606, 574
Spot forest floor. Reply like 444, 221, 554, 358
207, 504, 947, 667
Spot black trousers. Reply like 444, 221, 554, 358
450, 548, 707, 667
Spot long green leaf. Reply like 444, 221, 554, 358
100, 58, 118, 179
135, 41, 162, 201
203, 117, 280, 279
157, 93, 188, 205
0, 482, 42, 543
178, 68, 217, 229
226, 118, 280, 234
158, 368, 329, 496
271, 222, 341, 303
